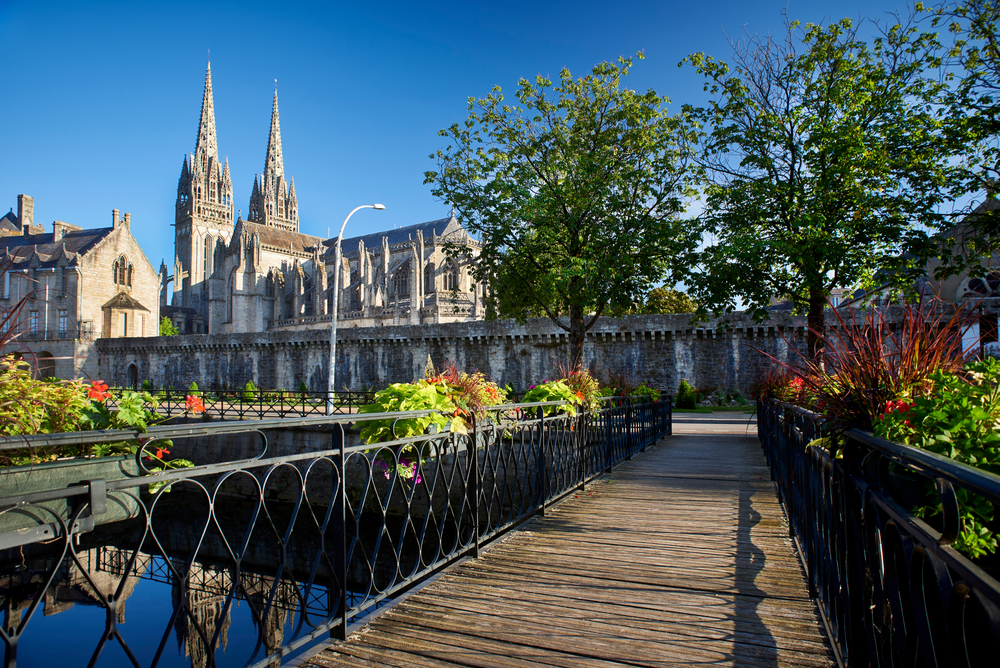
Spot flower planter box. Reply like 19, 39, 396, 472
0, 455, 141, 550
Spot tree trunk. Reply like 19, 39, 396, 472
569, 304, 586, 372
806, 286, 827, 365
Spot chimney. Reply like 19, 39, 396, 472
123, 212, 131, 230
112, 209, 120, 228
17, 195, 34, 229
53, 221, 66, 243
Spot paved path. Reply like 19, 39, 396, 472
304, 413, 834, 667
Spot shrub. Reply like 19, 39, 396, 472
299, 381, 309, 394
874, 358, 1000, 559
523, 380, 585, 416
675, 380, 698, 409
243, 380, 258, 402
764, 299, 968, 431
188, 381, 200, 397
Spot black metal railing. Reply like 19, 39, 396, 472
104, 387, 375, 419
0, 396, 670, 668
757, 399, 1000, 668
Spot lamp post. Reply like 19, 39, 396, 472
328, 204, 385, 414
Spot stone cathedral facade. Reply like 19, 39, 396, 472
163, 64, 485, 335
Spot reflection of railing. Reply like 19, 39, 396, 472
757, 399, 1000, 668
104, 387, 375, 418
0, 397, 671, 668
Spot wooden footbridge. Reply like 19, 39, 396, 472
302, 414, 835, 668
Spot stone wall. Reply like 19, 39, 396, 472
96, 313, 810, 395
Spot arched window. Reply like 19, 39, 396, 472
203, 235, 214, 279
424, 263, 436, 293
443, 261, 460, 291
113, 255, 132, 286
392, 262, 409, 298
265, 272, 276, 298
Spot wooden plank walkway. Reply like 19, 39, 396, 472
305, 414, 835, 667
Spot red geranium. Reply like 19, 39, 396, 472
88, 380, 111, 401
185, 395, 205, 413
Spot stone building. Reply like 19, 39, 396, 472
0, 194, 160, 379
163, 63, 484, 336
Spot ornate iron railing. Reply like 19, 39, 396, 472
0, 396, 670, 668
104, 388, 375, 419
757, 399, 1000, 668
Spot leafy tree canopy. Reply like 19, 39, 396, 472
425, 54, 699, 369
159, 317, 179, 336
684, 16, 957, 359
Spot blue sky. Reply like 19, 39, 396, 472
2, 0, 888, 271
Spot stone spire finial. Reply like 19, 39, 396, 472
263, 90, 284, 184
194, 62, 218, 168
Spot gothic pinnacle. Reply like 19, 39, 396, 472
195, 61, 218, 164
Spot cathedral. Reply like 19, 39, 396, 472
162, 63, 485, 335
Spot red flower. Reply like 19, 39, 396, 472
185, 395, 205, 413
790, 377, 805, 387
88, 380, 111, 401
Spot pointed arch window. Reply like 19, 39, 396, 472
442, 261, 460, 291
424, 263, 436, 293
113, 255, 133, 286
203, 235, 214, 279
392, 261, 410, 298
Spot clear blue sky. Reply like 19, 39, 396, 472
2, 0, 889, 271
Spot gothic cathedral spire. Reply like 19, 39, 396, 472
194, 62, 219, 169
173, 61, 234, 317
248, 89, 298, 232
264, 90, 284, 184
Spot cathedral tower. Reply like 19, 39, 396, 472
247, 91, 299, 232
174, 62, 235, 314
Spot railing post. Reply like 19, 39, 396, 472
330, 425, 348, 641
604, 403, 613, 473
470, 417, 481, 558
536, 407, 547, 516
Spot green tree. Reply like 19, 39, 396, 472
929, 0, 1000, 270
640, 287, 698, 314
159, 317, 179, 336
426, 54, 698, 370
685, 17, 954, 360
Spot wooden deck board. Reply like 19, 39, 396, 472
306, 417, 834, 667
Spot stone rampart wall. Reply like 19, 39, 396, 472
96, 313, 810, 395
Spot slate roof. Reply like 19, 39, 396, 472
326, 216, 459, 258
238, 220, 324, 254
102, 292, 150, 312
0, 211, 18, 233
0, 227, 115, 267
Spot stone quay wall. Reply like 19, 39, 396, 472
96, 313, 810, 396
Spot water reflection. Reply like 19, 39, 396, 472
0, 490, 336, 668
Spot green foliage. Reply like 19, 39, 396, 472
358, 368, 509, 444
675, 380, 698, 409
426, 53, 698, 369
522, 380, 583, 416
633, 384, 661, 401
188, 381, 199, 397
243, 380, 258, 403
358, 381, 459, 444
929, 0, 1000, 254
0, 356, 91, 437
640, 287, 698, 314
159, 317, 180, 336
684, 16, 957, 359
299, 381, 309, 394
874, 358, 1000, 558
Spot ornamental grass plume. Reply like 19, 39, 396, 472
758, 298, 970, 431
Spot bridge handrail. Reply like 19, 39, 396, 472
0, 396, 672, 668
757, 398, 1000, 668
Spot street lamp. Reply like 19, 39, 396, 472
328, 204, 385, 414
